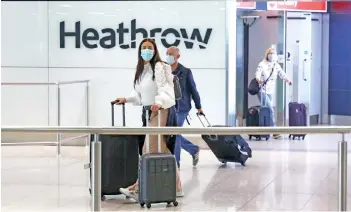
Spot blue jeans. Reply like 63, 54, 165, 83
174, 111, 199, 167
257, 92, 276, 127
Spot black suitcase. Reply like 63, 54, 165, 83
247, 106, 266, 140
246, 106, 271, 141
89, 101, 139, 201
197, 113, 249, 166
138, 107, 178, 209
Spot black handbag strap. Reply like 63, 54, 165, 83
262, 63, 275, 86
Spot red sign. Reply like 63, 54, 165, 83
331, 2, 351, 12
236, 2, 256, 9
267, 1, 327, 13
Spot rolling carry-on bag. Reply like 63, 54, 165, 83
197, 113, 249, 166
247, 95, 272, 141
288, 102, 307, 140
246, 106, 260, 140
258, 81, 274, 140
88, 101, 139, 201
138, 107, 178, 209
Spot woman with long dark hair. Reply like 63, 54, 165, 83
116, 38, 184, 200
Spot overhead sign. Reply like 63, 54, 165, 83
59, 19, 213, 49
236, 2, 256, 9
267, 1, 327, 13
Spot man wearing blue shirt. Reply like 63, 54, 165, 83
166, 46, 202, 168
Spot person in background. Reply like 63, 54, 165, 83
255, 47, 292, 139
165, 46, 202, 168
116, 38, 184, 200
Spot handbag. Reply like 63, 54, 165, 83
248, 64, 275, 96
162, 63, 182, 100
173, 75, 182, 100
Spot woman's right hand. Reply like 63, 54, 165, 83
115, 97, 126, 104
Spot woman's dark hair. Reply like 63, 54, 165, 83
134, 38, 162, 85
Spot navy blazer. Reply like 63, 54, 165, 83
138, 106, 177, 155
172, 63, 202, 112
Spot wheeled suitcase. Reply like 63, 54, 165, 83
254, 87, 273, 140
88, 101, 139, 201
138, 107, 178, 209
247, 105, 271, 141
246, 106, 260, 140
288, 102, 307, 140
197, 113, 249, 166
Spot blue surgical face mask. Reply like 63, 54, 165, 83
165, 55, 175, 65
141, 49, 154, 61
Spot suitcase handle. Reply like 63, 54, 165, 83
196, 112, 211, 127
111, 100, 126, 127
196, 113, 218, 140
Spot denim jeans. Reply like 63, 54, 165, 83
174, 111, 199, 167
257, 92, 276, 127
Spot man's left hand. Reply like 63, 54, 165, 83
286, 80, 292, 85
197, 108, 204, 114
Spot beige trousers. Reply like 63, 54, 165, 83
142, 109, 170, 154
128, 108, 182, 192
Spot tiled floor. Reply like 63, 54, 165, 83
2, 133, 351, 211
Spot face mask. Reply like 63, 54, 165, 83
141, 49, 154, 61
267, 54, 277, 62
165, 55, 175, 65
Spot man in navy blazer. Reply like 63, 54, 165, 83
165, 46, 202, 168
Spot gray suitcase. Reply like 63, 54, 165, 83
138, 107, 178, 209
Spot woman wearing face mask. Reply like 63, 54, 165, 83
115, 38, 184, 200
255, 48, 292, 139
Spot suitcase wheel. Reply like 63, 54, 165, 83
146, 203, 151, 209
101, 195, 106, 201
173, 201, 179, 207
221, 160, 227, 164
140, 203, 145, 208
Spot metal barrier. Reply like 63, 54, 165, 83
1, 126, 350, 212
1, 80, 90, 154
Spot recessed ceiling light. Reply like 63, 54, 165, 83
60, 5, 72, 8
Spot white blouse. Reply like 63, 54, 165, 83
255, 60, 288, 94
126, 62, 175, 109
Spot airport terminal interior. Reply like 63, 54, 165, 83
2, 0, 351, 211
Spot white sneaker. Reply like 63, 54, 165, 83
119, 188, 138, 200
176, 190, 184, 197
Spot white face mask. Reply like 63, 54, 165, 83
271, 54, 278, 62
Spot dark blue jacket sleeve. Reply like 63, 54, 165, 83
187, 69, 202, 109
